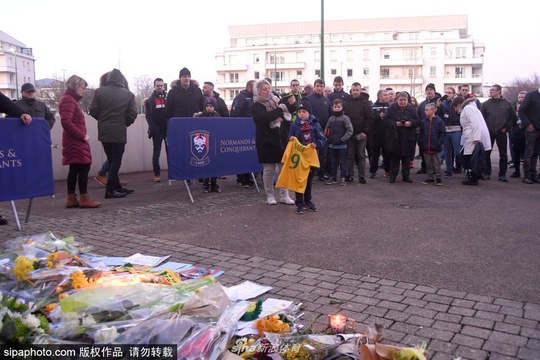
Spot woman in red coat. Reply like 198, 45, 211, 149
59, 75, 101, 208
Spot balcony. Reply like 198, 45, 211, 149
214, 81, 246, 89
443, 73, 483, 85
444, 57, 483, 66
379, 58, 424, 66
265, 62, 305, 70
379, 75, 423, 85
215, 64, 248, 72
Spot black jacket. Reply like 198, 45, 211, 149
0, 93, 25, 118
165, 80, 204, 119
383, 103, 420, 158
145, 90, 167, 136
519, 90, 540, 131
343, 93, 373, 136
209, 91, 229, 117
230, 90, 254, 117
370, 100, 390, 149
15, 98, 55, 129
481, 96, 517, 135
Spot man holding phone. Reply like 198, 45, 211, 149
369, 89, 390, 178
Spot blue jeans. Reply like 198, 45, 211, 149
98, 159, 109, 176
443, 131, 462, 174
328, 147, 348, 179
152, 131, 167, 176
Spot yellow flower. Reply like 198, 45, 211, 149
70, 270, 95, 289
14, 256, 35, 281
399, 347, 426, 360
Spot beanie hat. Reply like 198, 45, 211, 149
425, 83, 436, 91
297, 100, 312, 114
204, 97, 217, 109
179, 67, 191, 77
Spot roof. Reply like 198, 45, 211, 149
229, 15, 468, 38
0, 29, 27, 48
36, 78, 64, 88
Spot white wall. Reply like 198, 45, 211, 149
51, 114, 166, 180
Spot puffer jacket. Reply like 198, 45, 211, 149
343, 93, 373, 136
166, 80, 204, 119
419, 116, 446, 153
89, 69, 137, 144
59, 89, 91, 165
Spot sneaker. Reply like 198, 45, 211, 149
416, 168, 427, 174
202, 186, 210, 193
339, 178, 347, 186
345, 175, 354, 182
94, 174, 107, 186
154, 176, 161, 182
436, 178, 442, 186
369, 172, 376, 179
237, 182, 250, 188
117, 187, 134, 194
296, 204, 305, 214
304, 202, 317, 212
402, 176, 413, 183
499, 175, 508, 182
422, 179, 435, 185
358, 177, 366, 184
279, 196, 295, 205
210, 184, 221, 193
523, 178, 535, 184
267, 196, 277, 205
325, 178, 338, 185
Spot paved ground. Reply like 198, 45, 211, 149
1, 163, 540, 360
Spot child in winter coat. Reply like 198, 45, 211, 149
419, 103, 446, 185
194, 97, 221, 193
324, 99, 353, 186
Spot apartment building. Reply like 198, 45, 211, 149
215, 15, 484, 104
0, 30, 36, 100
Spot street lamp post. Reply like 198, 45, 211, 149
320, 0, 325, 81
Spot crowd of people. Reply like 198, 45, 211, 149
2, 68, 540, 223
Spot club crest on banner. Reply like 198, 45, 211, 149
190, 130, 210, 166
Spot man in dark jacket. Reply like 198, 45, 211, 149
518, 87, 540, 184
307, 79, 332, 180
327, 76, 351, 103
15, 83, 55, 129
145, 78, 167, 182
89, 68, 138, 199
231, 80, 256, 187
481, 84, 516, 182
343, 82, 373, 183
165, 67, 204, 119
202, 81, 229, 117
0, 93, 32, 225
437, 86, 462, 177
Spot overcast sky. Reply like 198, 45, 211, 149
3, 0, 538, 90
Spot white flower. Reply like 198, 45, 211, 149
93, 326, 118, 343
22, 314, 41, 331
81, 315, 97, 327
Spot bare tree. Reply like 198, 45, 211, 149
133, 75, 154, 113
37, 75, 65, 112
503, 73, 540, 102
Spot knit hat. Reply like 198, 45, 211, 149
297, 100, 312, 114
425, 83, 436, 91
179, 67, 191, 77
204, 97, 217, 109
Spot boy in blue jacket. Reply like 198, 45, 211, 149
419, 103, 446, 185
288, 100, 326, 214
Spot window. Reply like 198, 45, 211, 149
315, 69, 321, 77
363, 49, 370, 61
347, 50, 354, 61
380, 67, 390, 78
363, 67, 369, 76
296, 70, 303, 78
254, 54, 260, 63
229, 89, 239, 101
270, 71, 284, 82
382, 50, 390, 60
347, 69, 353, 77
331, 69, 337, 75
254, 71, 260, 80
296, 52, 304, 62
430, 47, 437, 58
330, 50, 338, 61
229, 73, 239, 83
456, 47, 467, 59
228, 55, 238, 64
403, 49, 418, 60
314, 51, 320, 62
430, 66, 437, 77
455, 67, 465, 78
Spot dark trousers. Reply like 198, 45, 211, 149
295, 171, 314, 205
102, 142, 125, 193
67, 164, 90, 194
328, 148, 348, 179
511, 135, 526, 174
152, 132, 167, 176
523, 129, 540, 180
317, 144, 329, 178
389, 155, 411, 178
369, 146, 389, 174
485, 132, 508, 176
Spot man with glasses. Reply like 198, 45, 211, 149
481, 84, 516, 182
15, 83, 55, 129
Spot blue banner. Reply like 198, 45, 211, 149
167, 117, 262, 180
0, 118, 54, 201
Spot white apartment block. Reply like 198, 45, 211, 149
215, 15, 484, 104
0, 30, 36, 100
